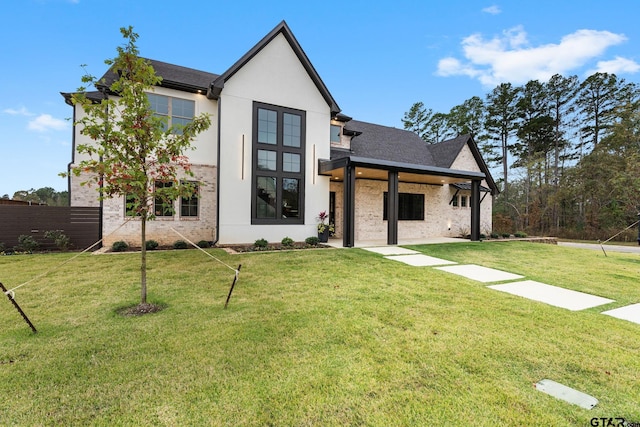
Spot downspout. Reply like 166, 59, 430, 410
213, 96, 222, 246
66, 102, 76, 207
98, 88, 108, 248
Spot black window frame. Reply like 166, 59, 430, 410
154, 181, 175, 217
252, 101, 306, 224
383, 192, 425, 221
180, 181, 199, 218
147, 93, 195, 133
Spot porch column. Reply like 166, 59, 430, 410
387, 171, 398, 245
470, 179, 481, 241
343, 164, 356, 247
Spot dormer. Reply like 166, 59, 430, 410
330, 112, 354, 150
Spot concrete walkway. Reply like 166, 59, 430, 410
558, 242, 640, 254
360, 244, 640, 325
326, 237, 465, 248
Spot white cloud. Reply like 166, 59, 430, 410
28, 114, 69, 132
482, 5, 501, 15
3, 106, 33, 116
587, 56, 640, 75
436, 26, 631, 86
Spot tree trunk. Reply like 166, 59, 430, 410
502, 131, 509, 201
141, 216, 147, 304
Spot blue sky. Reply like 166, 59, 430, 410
2, 0, 639, 197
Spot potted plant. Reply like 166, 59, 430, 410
317, 211, 334, 243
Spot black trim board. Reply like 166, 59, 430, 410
208, 21, 341, 116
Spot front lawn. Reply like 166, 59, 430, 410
1, 242, 638, 425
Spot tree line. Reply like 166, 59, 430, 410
403, 72, 640, 241
2, 187, 69, 206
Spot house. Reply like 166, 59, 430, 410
63, 21, 497, 248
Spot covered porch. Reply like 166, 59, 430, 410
319, 156, 488, 248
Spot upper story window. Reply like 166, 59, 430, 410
252, 102, 305, 224
330, 124, 341, 143
147, 93, 195, 132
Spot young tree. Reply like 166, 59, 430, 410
67, 27, 211, 306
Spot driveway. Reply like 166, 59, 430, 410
558, 241, 640, 254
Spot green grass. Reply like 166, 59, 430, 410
1, 242, 639, 425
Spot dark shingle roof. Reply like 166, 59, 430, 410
99, 58, 219, 94
428, 134, 469, 168
342, 120, 435, 166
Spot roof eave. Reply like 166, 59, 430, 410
319, 155, 486, 181
209, 20, 341, 114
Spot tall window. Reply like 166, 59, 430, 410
180, 182, 199, 217
147, 94, 195, 132
383, 192, 425, 220
154, 181, 174, 217
253, 102, 305, 224
460, 195, 468, 208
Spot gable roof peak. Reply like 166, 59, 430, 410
208, 20, 340, 115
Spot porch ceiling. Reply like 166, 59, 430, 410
325, 167, 465, 185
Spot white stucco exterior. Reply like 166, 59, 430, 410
217, 33, 331, 244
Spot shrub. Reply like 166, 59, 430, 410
514, 231, 528, 238
281, 236, 294, 248
197, 240, 211, 248
145, 240, 159, 250
0, 242, 5, 252
17, 235, 39, 252
501, 233, 511, 238
44, 230, 71, 251
490, 232, 500, 239
112, 240, 129, 252
480, 233, 486, 239
305, 236, 320, 246
173, 240, 188, 249
254, 238, 268, 250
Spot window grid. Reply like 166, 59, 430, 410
253, 102, 305, 224
147, 93, 195, 132
154, 181, 174, 217
180, 182, 199, 217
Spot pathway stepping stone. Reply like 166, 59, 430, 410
362, 246, 420, 256
384, 254, 456, 267
434, 264, 524, 283
488, 280, 614, 311
602, 303, 640, 325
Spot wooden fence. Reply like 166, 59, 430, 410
0, 206, 100, 251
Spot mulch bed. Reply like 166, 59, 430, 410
219, 242, 331, 254
118, 303, 165, 317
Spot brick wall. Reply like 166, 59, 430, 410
100, 164, 217, 247
329, 179, 493, 241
